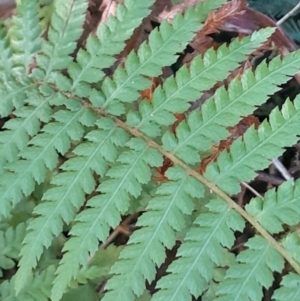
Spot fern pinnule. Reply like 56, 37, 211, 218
246, 179, 300, 233
1, 0, 300, 300
163, 49, 300, 166
69, 0, 154, 96
0, 27, 31, 118
0, 102, 86, 212
0, 223, 26, 276
204, 96, 300, 195
28, 117, 129, 295
9, 0, 41, 76
34, 0, 88, 82
282, 232, 300, 264
98, 0, 226, 116
215, 236, 284, 301
0, 27, 13, 81
0, 265, 55, 301
10, 100, 95, 293
0, 78, 32, 118
0, 90, 52, 171
129, 28, 274, 139
151, 198, 244, 301
102, 165, 203, 301
273, 273, 300, 301
51, 137, 163, 301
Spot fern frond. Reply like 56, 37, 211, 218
0, 265, 55, 301
281, 232, 300, 264
0, 78, 33, 117
0, 95, 90, 219
13, 108, 95, 292
39, 0, 55, 32
273, 273, 300, 301
163, 50, 300, 165
69, 0, 154, 96
214, 235, 284, 301
0, 5, 40, 117
0, 27, 26, 118
14, 117, 127, 294
96, 0, 226, 116
9, 0, 41, 75
0, 91, 53, 171
128, 28, 274, 139
34, 0, 88, 81
51, 137, 163, 301
74, 244, 123, 287
0, 222, 26, 276
204, 96, 300, 195
103, 165, 204, 301
246, 179, 300, 233
0, 26, 13, 80
151, 198, 244, 301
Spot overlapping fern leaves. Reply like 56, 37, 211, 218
1, 0, 300, 301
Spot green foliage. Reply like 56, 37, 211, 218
1, 0, 300, 301
132, 29, 275, 140
205, 97, 300, 194
0, 223, 26, 277
0, 265, 56, 301
152, 198, 244, 301
246, 179, 300, 233
273, 273, 300, 300
104, 166, 204, 301
215, 236, 284, 301
9, 0, 41, 75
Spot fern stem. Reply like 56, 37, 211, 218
108, 111, 300, 276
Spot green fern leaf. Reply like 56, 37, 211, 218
246, 179, 300, 233
0, 265, 55, 301
14, 117, 128, 294
69, 0, 154, 96
51, 137, 163, 301
0, 90, 53, 171
0, 222, 26, 277
152, 198, 244, 301
39, 0, 55, 32
0, 27, 31, 119
0, 79, 33, 118
214, 236, 284, 301
2, 0, 300, 300
96, 0, 226, 116
9, 0, 41, 75
14, 107, 95, 293
103, 165, 204, 301
204, 96, 300, 195
74, 244, 123, 286
281, 232, 300, 264
0, 26, 13, 80
273, 273, 300, 301
34, 0, 88, 81
0, 99, 91, 220
129, 28, 274, 138
163, 49, 300, 165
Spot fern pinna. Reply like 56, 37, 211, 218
1, 0, 300, 300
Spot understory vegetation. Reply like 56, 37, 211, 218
1, 0, 300, 300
